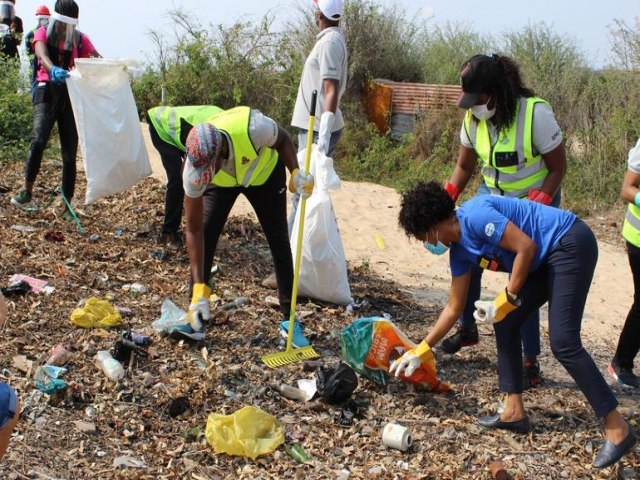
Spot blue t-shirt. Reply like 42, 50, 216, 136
449, 196, 576, 277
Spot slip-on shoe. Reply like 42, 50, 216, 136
477, 414, 531, 434
593, 422, 637, 469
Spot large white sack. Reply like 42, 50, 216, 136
290, 145, 352, 305
67, 58, 151, 204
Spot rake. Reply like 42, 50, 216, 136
262, 90, 320, 368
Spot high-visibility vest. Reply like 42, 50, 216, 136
464, 97, 549, 198
209, 106, 279, 188
148, 105, 223, 150
622, 203, 640, 247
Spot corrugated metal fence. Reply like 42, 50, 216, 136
364, 79, 461, 138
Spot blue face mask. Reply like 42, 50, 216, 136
423, 230, 449, 255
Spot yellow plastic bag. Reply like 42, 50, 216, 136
205, 406, 284, 459
70, 297, 123, 328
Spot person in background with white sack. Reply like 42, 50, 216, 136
11, 0, 100, 218
147, 105, 223, 251
391, 181, 636, 469
286, 0, 348, 234
0, 0, 23, 59
262, 0, 348, 290
181, 107, 315, 350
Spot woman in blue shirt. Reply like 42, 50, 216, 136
0, 293, 19, 461
391, 181, 636, 469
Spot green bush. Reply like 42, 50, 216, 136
0, 57, 32, 161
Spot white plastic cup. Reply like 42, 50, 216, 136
382, 422, 413, 451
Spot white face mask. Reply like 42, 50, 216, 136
471, 101, 496, 121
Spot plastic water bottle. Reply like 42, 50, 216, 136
95, 350, 125, 381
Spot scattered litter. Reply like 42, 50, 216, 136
95, 350, 125, 382
89, 234, 100, 242
46, 346, 72, 366
44, 231, 65, 242
264, 295, 280, 308
337, 398, 368, 426
128, 282, 148, 294
340, 317, 449, 391
114, 228, 125, 237
274, 384, 308, 402
151, 250, 168, 261
1, 280, 32, 297
296, 379, 317, 401
220, 296, 249, 311
284, 443, 309, 463
382, 422, 412, 451
302, 360, 324, 372
70, 297, 123, 328
113, 455, 147, 469
115, 306, 134, 317
168, 396, 190, 418
34, 365, 67, 394
152, 299, 188, 332
374, 232, 386, 250
316, 363, 358, 404
205, 406, 284, 459
9, 274, 49, 294
490, 461, 509, 480
11, 225, 38, 233
74, 421, 97, 434
13, 355, 35, 375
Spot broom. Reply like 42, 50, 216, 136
262, 90, 320, 368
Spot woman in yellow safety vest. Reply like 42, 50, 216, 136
440, 54, 566, 390
610, 138, 640, 389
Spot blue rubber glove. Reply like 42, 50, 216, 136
50, 66, 70, 84
634, 192, 640, 208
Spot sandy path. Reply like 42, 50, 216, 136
143, 126, 633, 339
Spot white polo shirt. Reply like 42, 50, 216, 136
460, 100, 563, 156
183, 109, 279, 198
627, 138, 640, 174
291, 26, 348, 133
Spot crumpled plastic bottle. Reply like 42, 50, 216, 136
95, 350, 125, 382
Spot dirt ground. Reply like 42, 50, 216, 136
0, 141, 638, 479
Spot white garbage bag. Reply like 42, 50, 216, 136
290, 145, 352, 305
67, 58, 151, 204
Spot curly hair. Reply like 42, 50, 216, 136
398, 181, 455, 238
488, 55, 535, 133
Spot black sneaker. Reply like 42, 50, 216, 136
440, 325, 479, 354
523, 358, 541, 390
608, 363, 640, 389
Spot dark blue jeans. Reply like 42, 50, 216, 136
459, 184, 562, 358
494, 219, 618, 418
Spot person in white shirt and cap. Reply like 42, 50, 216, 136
287, 0, 348, 233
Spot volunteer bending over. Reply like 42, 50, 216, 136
182, 107, 314, 347
391, 181, 636, 469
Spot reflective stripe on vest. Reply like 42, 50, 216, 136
147, 105, 224, 150
465, 97, 549, 197
622, 203, 640, 247
209, 106, 279, 188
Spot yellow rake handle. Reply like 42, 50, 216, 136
285, 90, 318, 352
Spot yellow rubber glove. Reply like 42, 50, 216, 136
389, 340, 435, 377
189, 283, 212, 331
473, 288, 521, 323
288, 168, 315, 198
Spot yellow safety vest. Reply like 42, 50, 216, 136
148, 105, 223, 150
209, 107, 279, 187
464, 97, 549, 198
622, 203, 640, 247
